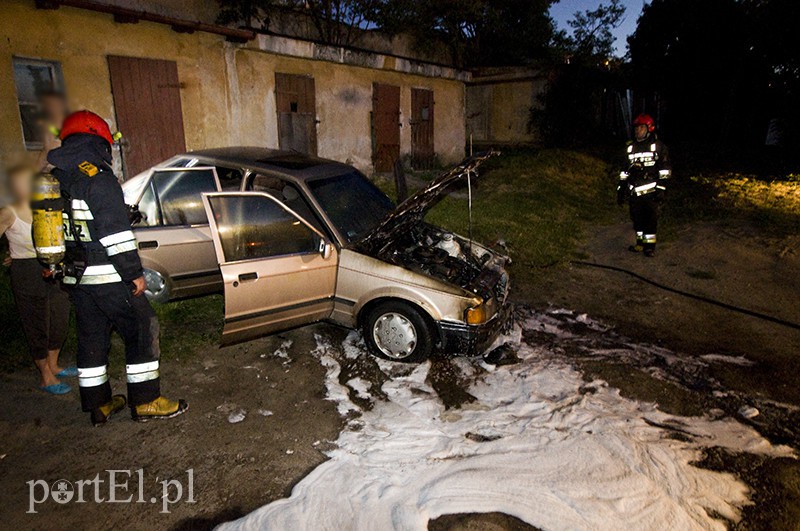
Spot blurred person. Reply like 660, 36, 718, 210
48, 110, 187, 426
617, 114, 672, 257
36, 91, 69, 172
0, 165, 73, 394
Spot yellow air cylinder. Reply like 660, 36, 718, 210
31, 172, 66, 266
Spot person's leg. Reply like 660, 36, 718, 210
9, 260, 61, 388
46, 282, 72, 375
628, 198, 645, 252
93, 283, 160, 406
72, 287, 113, 410
642, 196, 658, 255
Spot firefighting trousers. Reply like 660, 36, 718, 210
9, 259, 71, 361
629, 194, 659, 249
71, 282, 161, 410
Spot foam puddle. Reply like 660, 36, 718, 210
220, 313, 793, 531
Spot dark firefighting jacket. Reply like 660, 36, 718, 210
47, 134, 142, 286
619, 135, 672, 198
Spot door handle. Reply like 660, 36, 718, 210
138, 240, 159, 249
238, 272, 258, 282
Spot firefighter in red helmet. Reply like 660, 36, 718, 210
48, 110, 188, 426
617, 114, 671, 257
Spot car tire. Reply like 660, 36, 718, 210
362, 300, 434, 363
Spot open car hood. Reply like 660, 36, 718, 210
357, 151, 498, 253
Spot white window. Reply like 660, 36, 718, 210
12, 57, 64, 150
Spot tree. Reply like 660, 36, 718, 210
216, 0, 378, 46
531, 0, 628, 147
562, 0, 626, 60
628, 0, 759, 158
372, 0, 557, 67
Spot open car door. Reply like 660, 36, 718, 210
202, 192, 339, 345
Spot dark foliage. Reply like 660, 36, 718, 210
628, 0, 800, 171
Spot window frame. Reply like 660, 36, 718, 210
203, 191, 328, 266
12, 56, 65, 151
132, 166, 220, 229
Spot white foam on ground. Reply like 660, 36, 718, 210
221, 321, 793, 531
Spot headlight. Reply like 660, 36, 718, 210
465, 302, 489, 325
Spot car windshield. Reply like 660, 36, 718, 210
307, 171, 395, 243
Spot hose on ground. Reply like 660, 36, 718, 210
568, 260, 800, 331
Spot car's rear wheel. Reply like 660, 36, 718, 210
143, 268, 170, 304
362, 301, 434, 363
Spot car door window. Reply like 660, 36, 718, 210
134, 180, 160, 227
216, 166, 245, 191
151, 168, 218, 226
248, 174, 322, 232
207, 194, 320, 263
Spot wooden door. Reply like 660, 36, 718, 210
411, 88, 435, 170
275, 73, 317, 155
108, 56, 187, 177
372, 83, 400, 173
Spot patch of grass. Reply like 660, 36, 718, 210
661, 173, 800, 237
153, 295, 223, 360
383, 148, 617, 274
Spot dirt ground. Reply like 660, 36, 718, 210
1, 218, 799, 530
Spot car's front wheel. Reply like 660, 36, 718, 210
362, 301, 434, 363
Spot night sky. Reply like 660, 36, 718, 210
550, 0, 647, 55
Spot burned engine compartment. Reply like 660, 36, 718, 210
375, 223, 509, 301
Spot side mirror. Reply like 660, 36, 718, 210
320, 240, 333, 260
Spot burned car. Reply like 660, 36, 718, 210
123, 148, 510, 361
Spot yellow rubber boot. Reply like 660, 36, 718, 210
132, 396, 188, 422
91, 395, 127, 427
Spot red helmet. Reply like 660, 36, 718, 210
59, 110, 114, 146
633, 114, 656, 133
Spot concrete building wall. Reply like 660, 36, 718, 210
0, 0, 465, 178
466, 68, 549, 147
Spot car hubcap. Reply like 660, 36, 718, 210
373, 312, 417, 359
143, 269, 167, 300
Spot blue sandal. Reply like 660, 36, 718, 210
40, 382, 72, 395
56, 367, 78, 378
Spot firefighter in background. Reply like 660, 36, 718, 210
617, 114, 671, 257
47, 110, 188, 426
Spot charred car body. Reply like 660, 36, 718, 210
122, 148, 510, 362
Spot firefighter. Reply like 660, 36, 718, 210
617, 114, 671, 257
47, 110, 188, 426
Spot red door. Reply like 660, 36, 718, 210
108, 56, 187, 177
411, 88, 435, 170
372, 83, 400, 173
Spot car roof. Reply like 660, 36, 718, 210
185, 147, 354, 181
